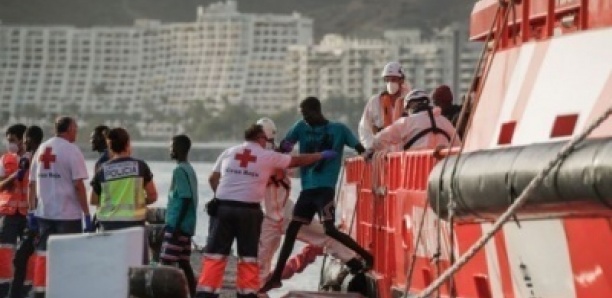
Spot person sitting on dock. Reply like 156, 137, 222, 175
372, 89, 461, 152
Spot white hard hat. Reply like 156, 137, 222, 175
404, 89, 430, 109
381, 62, 404, 78
256, 117, 276, 140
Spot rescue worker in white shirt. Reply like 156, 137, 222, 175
255, 118, 363, 288
28, 116, 92, 298
372, 89, 461, 152
358, 61, 412, 150
0, 123, 28, 297
196, 124, 337, 298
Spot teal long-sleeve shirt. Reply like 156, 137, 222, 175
284, 120, 359, 190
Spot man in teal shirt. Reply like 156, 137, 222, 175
160, 134, 198, 297
260, 97, 372, 293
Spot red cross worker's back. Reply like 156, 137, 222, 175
39, 147, 56, 169
235, 149, 257, 168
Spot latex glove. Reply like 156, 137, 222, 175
83, 214, 95, 233
321, 150, 337, 160
278, 140, 295, 153
16, 169, 26, 181
26, 212, 38, 232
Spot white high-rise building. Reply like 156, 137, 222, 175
286, 25, 481, 105
0, 0, 313, 119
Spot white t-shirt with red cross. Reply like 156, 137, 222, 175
29, 136, 89, 220
213, 142, 291, 203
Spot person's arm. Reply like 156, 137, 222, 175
141, 162, 157, 204
28, 181, 36, 211
372, 121, 403, 151
90, 191, 99, 206
209, 171, 221, 192
358, 96, 377, 149
0, 172, 17, 190
287, 153, 324, 168
74, 179, 90, 216
144, 180, 158, 204
0, 156, 18, 190
343, 125, 366, 154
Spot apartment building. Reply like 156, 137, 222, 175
286, 25, 481, 105
0, 0, 312, 120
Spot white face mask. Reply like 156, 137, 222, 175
386, 82, 400, 95
6, 142, 18, 154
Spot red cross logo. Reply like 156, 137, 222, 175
39, 147, 56, 169
234, 149, 257, 168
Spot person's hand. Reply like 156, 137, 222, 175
83, 214, 95, 233
321, 150, 337, 160
363, 149, 375, 162
26, 212, 38, 231
16, 169, 26, 181
279, 140, 295, 153
164, 225, 179, 239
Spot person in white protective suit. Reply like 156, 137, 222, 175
255, 117, 366, 286
372, 89, 461, 152
358, 61, 412, 150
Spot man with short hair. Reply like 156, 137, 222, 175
9, 125, 44, 298
196, 123, 336, 298
0, 124, 28, 296
255, 117, 364, 287
260, 97, 371, 293
159, 134, 198, 298
358, 61, 412, 150
28, 117, 92, 298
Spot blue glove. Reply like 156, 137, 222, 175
83, 214, 95, 233
321, 150, 337, 160
279, 140, 295, 153
26, 212, 38, 231
16, 169, 26, 181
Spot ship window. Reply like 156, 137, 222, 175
550, 114, 578, 138
497, 121, 516, 145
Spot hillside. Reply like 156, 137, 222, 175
0, 0, 475, 39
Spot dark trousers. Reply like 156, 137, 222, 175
34, 218, 82, 298
8, 229, 36, 298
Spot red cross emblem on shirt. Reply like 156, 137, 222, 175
39, 147, 56, 169
234, 149, 257, 168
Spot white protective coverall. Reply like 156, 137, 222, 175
258, 170, 356, 283
373, 107, 461, 152
358, 84, 411, 150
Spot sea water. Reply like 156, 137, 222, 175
86, 160, 321, 298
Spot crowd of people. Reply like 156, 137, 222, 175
0, 61, 463, 298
